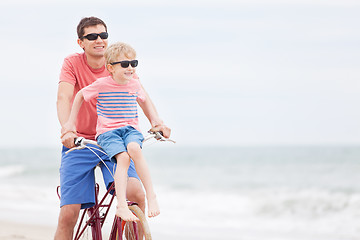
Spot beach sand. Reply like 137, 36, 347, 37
0, 221, 56, 240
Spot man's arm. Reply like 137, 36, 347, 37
63, 90, 85, 133
56, 82, 77, 148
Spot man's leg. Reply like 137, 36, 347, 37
54, 204, 81, 240
126, 177, 146, 212
126, 177, 146, 239
56, 146, 101, 239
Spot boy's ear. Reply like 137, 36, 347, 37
106, 63, 113, 72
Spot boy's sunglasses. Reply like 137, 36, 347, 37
81, 32, 108, 41
110, 60, 138, 68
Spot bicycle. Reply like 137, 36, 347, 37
57, 131, 175, 240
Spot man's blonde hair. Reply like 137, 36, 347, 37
104, 42, 137, 65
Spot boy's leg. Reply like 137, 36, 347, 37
97, 128, 144, 221
127, 142, 160, 218
114, 152, 139, 221
101, 158, 146, 213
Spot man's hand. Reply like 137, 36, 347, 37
150, 125, 171, 138
61, 129, 77, 149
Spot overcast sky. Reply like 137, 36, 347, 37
0, 0, 359, 147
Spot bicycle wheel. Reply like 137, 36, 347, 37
115, 205, 152, 240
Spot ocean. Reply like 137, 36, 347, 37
0, 144, 359, 240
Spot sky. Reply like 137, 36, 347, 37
0, 0, 359, 147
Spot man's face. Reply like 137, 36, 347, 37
78, 24, 108, 57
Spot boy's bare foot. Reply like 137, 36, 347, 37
116, 205, 139, 222
147, 195, 160, 218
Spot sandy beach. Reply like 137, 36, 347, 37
0, 221, 56, 240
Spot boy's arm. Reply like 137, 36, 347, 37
137, 97, 159, 126
136, 78, 171, 137
137, 97, 171, 138
138, 83, 162, 123
142, 86, 160, 117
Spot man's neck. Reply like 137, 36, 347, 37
85, 54, 106, 69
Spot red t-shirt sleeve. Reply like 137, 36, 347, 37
59, 57, 76, 85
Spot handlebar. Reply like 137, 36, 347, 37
65, 131, 175, 154
143, 131, 176, 143
65, 137, 100, 154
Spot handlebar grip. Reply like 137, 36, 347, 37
74, 137, 84, 146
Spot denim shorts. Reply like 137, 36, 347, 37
97, 126, 144, 163
59, 142, 140, 209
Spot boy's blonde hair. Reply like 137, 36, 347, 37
104, 42, 137, 65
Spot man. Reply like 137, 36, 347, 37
55, 16, 170, 239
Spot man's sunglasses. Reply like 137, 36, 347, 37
81, 32, 108, 41
110, 60, 138, 68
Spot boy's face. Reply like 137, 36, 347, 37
78, 24, 108, 58
108, 54, 137, 83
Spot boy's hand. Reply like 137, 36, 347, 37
150, 124, 171, 138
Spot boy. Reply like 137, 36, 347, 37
64, 42, 162, 221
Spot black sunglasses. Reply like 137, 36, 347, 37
110, 60, 138, 68
81, 32, 108, 41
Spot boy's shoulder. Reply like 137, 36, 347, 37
91, 76, 111, 84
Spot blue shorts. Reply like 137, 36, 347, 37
97, 126, 144, 163
60, 143, 140, 209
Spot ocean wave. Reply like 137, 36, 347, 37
154, 186, 360, 238
250, 188, 360, 218
0, 165, 25, 178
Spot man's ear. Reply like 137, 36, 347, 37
77, 38, 85, 50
